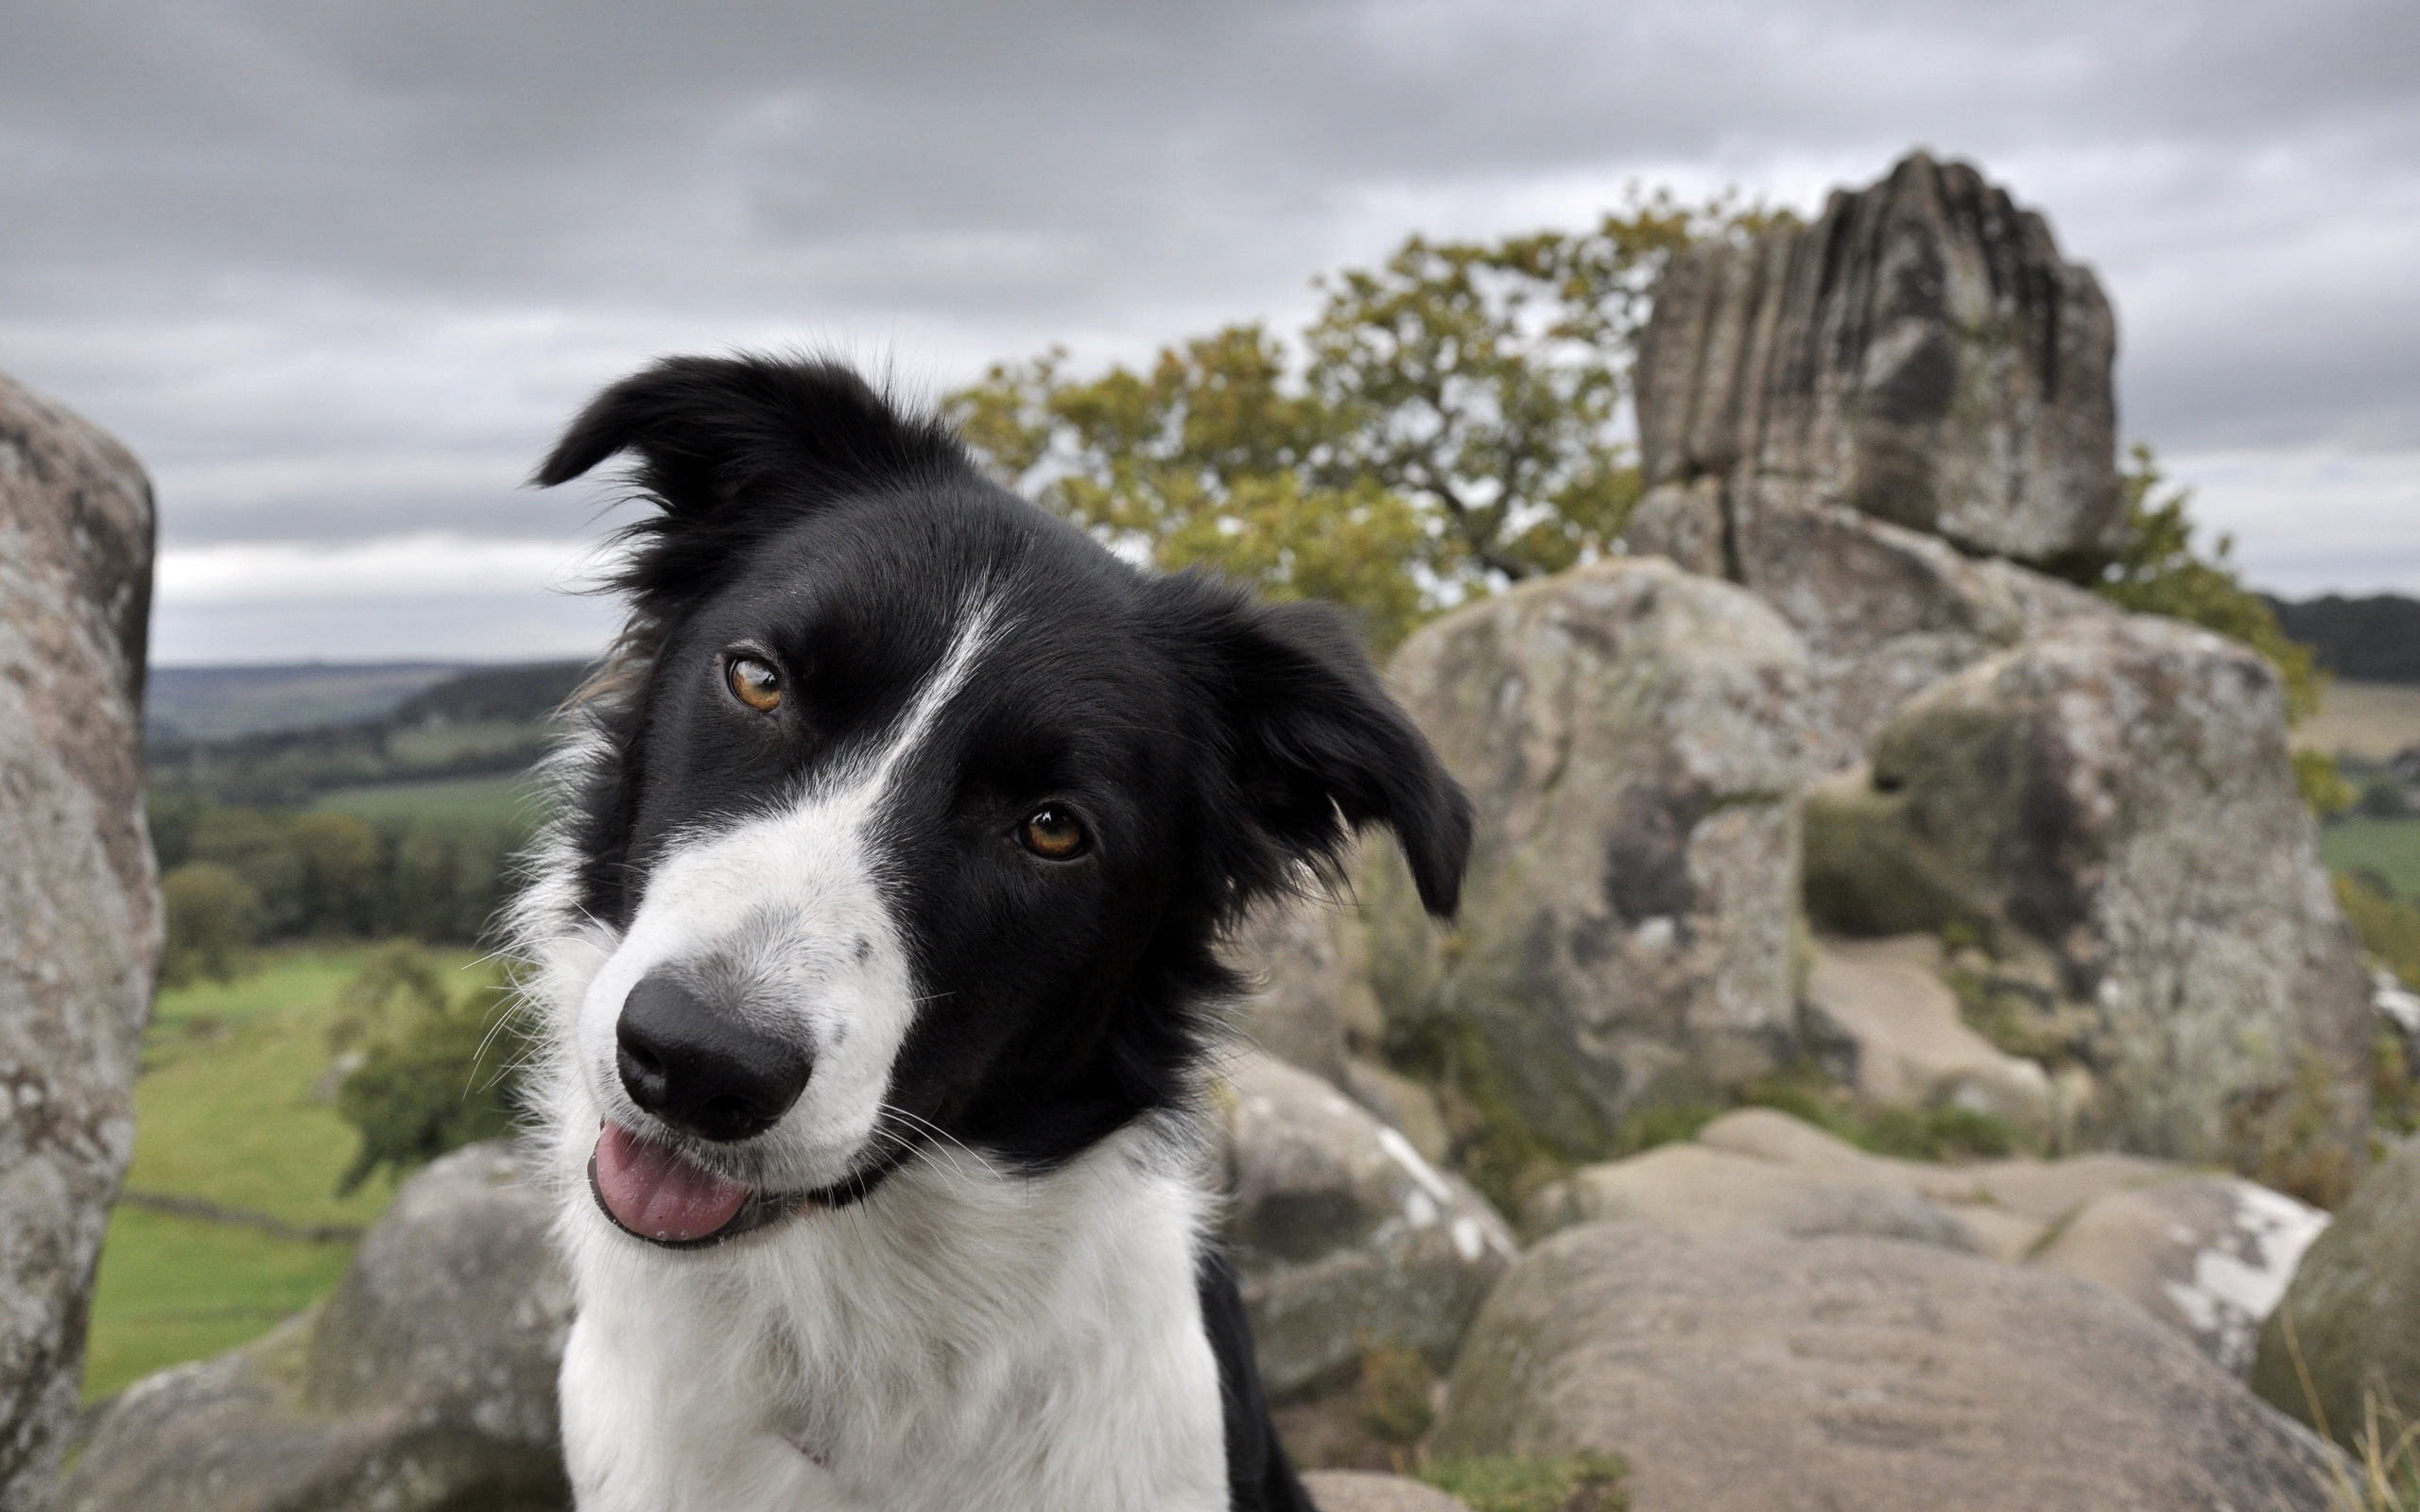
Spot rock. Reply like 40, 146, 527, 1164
1357, 558, 1814, 1164
1219, 1052, 1516, 1398
1301, 1470, 1474, 1512
1628, 152, 2121, 766
2033, 1175, 2328, 1376
1800, 614, 2375, 1175
0, 372, 161, 1510
1800, 935, 2052, 1139
1228, 892, 1377, 1087
62, 1143, 573, 1512
1437, 1222, 2346, 1512
2253, 1139, 2420, 1447
1522, 1142, 1981, 1252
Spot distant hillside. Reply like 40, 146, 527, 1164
2268, 593, 2420, 684
147, 660, 592, 808
146, 662, 463, 741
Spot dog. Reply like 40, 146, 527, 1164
512, 353, 1472, 1512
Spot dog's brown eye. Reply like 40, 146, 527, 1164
726, 656, 783, 713
1019, 807, 1087, 861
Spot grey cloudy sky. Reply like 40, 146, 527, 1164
4, 0, 2414, 663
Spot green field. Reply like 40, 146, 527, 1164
85, 944, 488, 1400
311, 772, 553, 828
2323, 817, 2420, 900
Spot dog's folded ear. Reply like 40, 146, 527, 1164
1206, 594, 1473, 919
533, 354, 968, 609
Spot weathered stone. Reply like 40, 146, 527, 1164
1438, 1222, 2346, 1512
2254, 1138, 2420, 1447
1357, 558, 1813, 1163
0, 372, 159, 1512
1219, 1052, 1515, 1398
1634, 151, 2120, 562
2033, 1175, 2327, 1376
62, 1143, 573, 1512
1629, 151, 2122, 765
1799, 614, 2374, 1174
1521, 1142, 1981, 1253
1800, 935, 2053, 1139
1301, 1470, 1474, 1512
1228, 892, 1376, 1087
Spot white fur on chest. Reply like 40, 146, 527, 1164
553, 1125, 1230, 1512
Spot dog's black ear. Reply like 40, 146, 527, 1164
1205, 593, 1472, 919
533, 354, 968, 608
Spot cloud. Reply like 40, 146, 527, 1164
2, 0, 2412, 661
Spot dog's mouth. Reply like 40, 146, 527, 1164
589, 1123, 799, 1248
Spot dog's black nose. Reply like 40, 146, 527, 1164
616, 974, 810, 1143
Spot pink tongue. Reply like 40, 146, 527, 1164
595, 1124, 751, 1243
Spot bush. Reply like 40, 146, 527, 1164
160, 862, 263, 988
332, 948, 532, 1194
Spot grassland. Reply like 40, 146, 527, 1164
311, 772, 552, 828
2324, 819, 2420, 901
85, 943, 488, 1400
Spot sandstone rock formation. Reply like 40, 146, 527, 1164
2032, 1175, 2327, 1376
1351, 558, 1813, 1165
0, 372, 160, 1512
1800, 935, 2053, 1140
2253, 1137, 2420, 1447
1437, 1221, 2347, 1512
1218, 1052, 1515, 1397
1801, 614, 2374, 1174
63, 1143, 574, 1512
1300, 1471, 1474, 1512
1627, 151, 2121, 765
1520, 1139, 1983, 1253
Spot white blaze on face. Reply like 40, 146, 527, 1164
574, 604, 999, 1188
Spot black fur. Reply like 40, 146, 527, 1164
539, 353, 1472, 1506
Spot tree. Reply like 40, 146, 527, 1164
160, 862, 263, 987
331, 946, 528, 1194
952, 189, 1790, 649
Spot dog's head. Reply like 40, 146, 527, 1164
531, 354, 1470, 1247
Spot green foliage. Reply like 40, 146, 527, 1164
160, 862, 264, 988
953, 190, 1789, 649
2339, 873, 2420, 991
1418, 1452, 1629, 1512
333, 949, 530, 1194
1734, 1075, 2029, 1161
2303, 750, 2361, 819
2088, 444, 2325, 725
151, 793, 529, 947
2323, 821, 2420, 902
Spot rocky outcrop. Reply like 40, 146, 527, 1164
1301, 1471, 1474, 1512
1218, 1052, 1515, 1398
1627, 151, 2120, 765
0, 373, 159, 1512
1800, 935, 2054, 1140
1520, 1140, 1985, 1253
62, 1143, 573, 1512
1801, 614, 2374, 1177
2032, 1175, 2327, 1377
2253, 1138, 2420, 1447
1436, 1221, 2347, 1512
1353, 558, 1813, 1165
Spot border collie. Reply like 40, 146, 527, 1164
511, 354, 1472, 1512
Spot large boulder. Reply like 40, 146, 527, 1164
1520, 1141, 1984, 1253
1800, 935, 2054, 1140
2033, 1175, 2328, 1377
1437, 1222, 2346, 1512
1218, 1052, 1515, 1398
62, 1143, 573, 1512
1627, 151, 2121, 765
1801, 614, 2374, 1177
1354, 558, 1814, 1167
0, 373, 160, 1511
2253, 1138, 2420, 1447
1300, 1471, 1473, 1512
